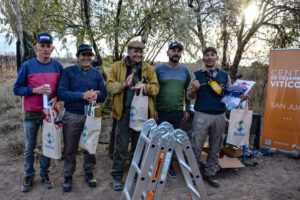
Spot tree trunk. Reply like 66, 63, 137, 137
82, 0, 102, 63
12, 0, 24, 61
114, 0, 123, 61
195, 0, 206, 50
221, 16, 229, 71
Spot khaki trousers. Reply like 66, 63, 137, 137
192, 111, 226, 176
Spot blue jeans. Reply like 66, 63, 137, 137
24, 118, 50, 178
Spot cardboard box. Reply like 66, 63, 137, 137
200, 151, 244, 169
221, 145, 245, 158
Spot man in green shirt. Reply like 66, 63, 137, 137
154, 42, 191, 177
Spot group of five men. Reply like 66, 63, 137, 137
14, 33, 232, 193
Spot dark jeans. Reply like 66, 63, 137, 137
62, 111, 96, 177
24, 118, 50, 178
157, 111, 184, 129
111, 108, 140, 181
108, 118, 117, 158
157, 111, 184, 171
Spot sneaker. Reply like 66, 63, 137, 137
62, 176, 72, 192
41, 174, 52, 189
112, 180, 123, 191
85, 173, 97, 188
21, 176, 33, 192
204, 175, 220, 188
167, 168, 177, 178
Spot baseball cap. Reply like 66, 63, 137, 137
168, 42, 183, 51
203, 47, 217, 55
76, 44, 94, 56
128, 41, 146, 49
36, 33, 53, 43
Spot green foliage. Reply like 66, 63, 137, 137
0, 0, 299, 68
250, 61, 268, 69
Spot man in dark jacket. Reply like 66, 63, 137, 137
187, 47, 231, 188
57, 44, 107, 192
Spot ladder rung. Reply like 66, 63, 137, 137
124, 189, 131, 200
140, 134, 151, 144
132, 161, 141, 176
179, 160, 192, 173
187, 184, 200, 198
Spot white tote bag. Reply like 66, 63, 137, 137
129, 84, 148, 132
42, 108, 62, 159
226, 101, 253, 147
79, 104, 102, 154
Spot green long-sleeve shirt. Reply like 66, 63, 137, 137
155, 64, 191, 111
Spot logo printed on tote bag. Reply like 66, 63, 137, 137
81, 126, 88, 143
130, 106, 137, 123
44, 132, 54, 149
234, 120, 246, 136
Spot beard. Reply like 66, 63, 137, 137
169, 56, 180, 63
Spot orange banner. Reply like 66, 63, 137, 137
261, 49, 300, 152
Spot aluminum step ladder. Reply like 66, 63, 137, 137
121, 119, 208, 200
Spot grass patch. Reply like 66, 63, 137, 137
7, 131, 25, 155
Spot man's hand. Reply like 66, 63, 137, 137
83, 89, 100, 103
191, 80, 200, 90
33, 84, 51, 95
131, 79, 144, 90
83, 89, 94, 100
48, 97, 57, 109
154, 111, 158, 122
188, 80, 200, 99
122, 72, 134, 87
240, 94, 248, 102
182, 111, 190, 122
88, 90, 100, 103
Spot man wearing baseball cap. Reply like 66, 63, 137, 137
57, 44, 107, 192
154, 42, 191, 178
187, 47, 232, 188
106, 41, 159, 191
14, 33, 63, 192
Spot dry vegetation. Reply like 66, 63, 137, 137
0, 61, 24, 155
1, 56, 300, 200
0, 56, 268, 155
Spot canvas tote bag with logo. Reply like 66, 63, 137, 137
226, 101, 253, 147
129, 84, 148, 132
42, 108, 62, 159
79, 103, 102, 154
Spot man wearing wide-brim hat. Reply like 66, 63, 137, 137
106, 41, 159, 191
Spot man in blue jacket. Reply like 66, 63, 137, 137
13, 33, 63, 192
57, 44, 107, 192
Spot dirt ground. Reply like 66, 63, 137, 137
0, 130, 299, 200
0, 66, 299, 200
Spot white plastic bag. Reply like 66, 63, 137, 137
42, 108, 62, 159
79, 104, 102, 154
226, 101, 253, 147
129, 84, 149, 132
